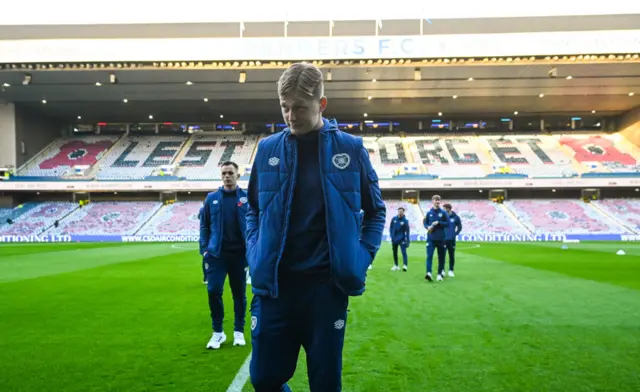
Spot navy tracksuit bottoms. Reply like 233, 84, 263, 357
392, 242, 408, 266
445, 239, 456, 271
204, 253, 247, 333
426, 240, 446, 275
250, 279, 349, 392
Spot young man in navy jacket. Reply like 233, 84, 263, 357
389, 207, 410, 271
423, 194, 449, 282
246, 62, 386, 392
199, 161, 248, 350
443, 203, 462, 277
198, 206, 207, 285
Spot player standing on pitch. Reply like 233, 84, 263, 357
423, 194, 449, 282
198, 206, 207, 285
389, 207, 410, 271
443, 203, 462, 277
245, 62, 386, 391
199, 161, 248, 349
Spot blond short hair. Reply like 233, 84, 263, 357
277, 62, 324, 100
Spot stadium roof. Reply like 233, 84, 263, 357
0, 12, 639, 123
1, 61, 639, 123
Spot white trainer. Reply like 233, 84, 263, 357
448, 270, 455, 277
368, 264, 373, 270
402, 265, 408, 272
391, 265, 399, 271
233, 331, 246, 347
206, 332, 226, 349
437, 274, 444, 282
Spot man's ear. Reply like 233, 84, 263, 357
319, 96, 327, 112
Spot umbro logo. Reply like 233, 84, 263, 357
268, 157, 279, 166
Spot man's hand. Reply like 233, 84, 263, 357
432, 221, 439, 226
203, 251, 208, 257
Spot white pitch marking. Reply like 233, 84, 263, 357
170, 244, 199, 250
226, 351, 252, 392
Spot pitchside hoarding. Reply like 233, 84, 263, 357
0, 233, 636, 243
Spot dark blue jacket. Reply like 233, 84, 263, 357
246, 118, 386, 298
389, 216, 410, 245
445, 212, 462, 241
199, 186, 248, 257
423, 207, 450, 241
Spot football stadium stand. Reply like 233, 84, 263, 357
19, 136, 119, 177
138, 201, 201, 235
504, 199, 629, 234
9, 131, 640, 181
95, 136, 187, 180
0, 202, 78, 235
406, 136, 492, 178
177, 135, 258, 179
49, 202, 162, 235
383, 200, 426, 236
0, 208, 12, 221
423, 199, 530, 235
594, 199, 640, 233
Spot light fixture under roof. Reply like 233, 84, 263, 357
438, 112, 443, 116
452, 95, 458, 99
363, 113, 368, 117
2, 82, 9, 87
238, 72, 246, 83
77, 115, 82, 120
149, 115, 153, 119
592, 110, 596, 113
630, 92, 636, 96
203, 97, 209, 102
186, 81, 193, 85
367, 96, 372, 100
95, 82, 102, 86
514, 111, 519, 115
220, 114, 224, 119
539, 93, 545, 98
371, 79, 377, 83
566, 75, 573, 80
42, 99, 47, 104
123, 98, 128, 103
468, 77, 474, 81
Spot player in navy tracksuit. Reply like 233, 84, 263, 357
443, 203, 462, 277
423, 194, 450, 282
198, 206, 207, 284
389, 207, 410, 271
246, 63, 386, 392
199, 161, 248, 350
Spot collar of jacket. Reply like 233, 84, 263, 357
217, 185, 242, 194
283, 117, 339, 138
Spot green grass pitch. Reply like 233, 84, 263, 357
1, 241, 639, 392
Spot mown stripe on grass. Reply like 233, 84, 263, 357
0, 244, 192, 283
